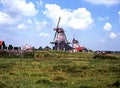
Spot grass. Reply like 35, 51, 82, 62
34, 50, 94, 59
0, 52, 120, 88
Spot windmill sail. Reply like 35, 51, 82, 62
57, 17, 61, 28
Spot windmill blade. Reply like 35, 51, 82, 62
56, 17, 61, 28
53, 32, 57, 41
64, 33, 69, 44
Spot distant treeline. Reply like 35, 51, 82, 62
95, 50, 120, 54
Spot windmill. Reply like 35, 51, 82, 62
72, 38, 81, 52
50, 17, 72, 51
72, 37, 88, 52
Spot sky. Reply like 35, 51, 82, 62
0, 0, 120, 51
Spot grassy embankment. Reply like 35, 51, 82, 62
0, 50, 120, 88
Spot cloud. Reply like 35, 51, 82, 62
103, 22, 112, 31
36, 0, 43, 6
44, 4, 93, 30
0, 0, 38, 17
109, 32, 117, 39
0, 12, 15, 25
27, 19, 32, 24
39, 32, 50, 37
17, 23, 27, 30
103, 22, 117, 39
118, 11, 120, 15
34, 19, 47, 31
0, 0, 38, 30
84, 0, 120, 6
118, 11, 120, 23
98, 16, 109, 21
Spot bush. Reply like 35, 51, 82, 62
93, 54, 117, 60
0, 51, 9, 58
0, 50, 34, 59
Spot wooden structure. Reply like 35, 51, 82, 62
0, 41, 5, 49
50, 17, 72, 51
72, 38, 88, 52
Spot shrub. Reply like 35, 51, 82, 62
0, 51, 9, 58
0, 50, 34, 59
93, 54, 117, 60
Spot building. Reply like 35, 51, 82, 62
0, 41, 5, 49
50, 17, 72, 51
72, 38, 88, 52
44, 46, 51, 50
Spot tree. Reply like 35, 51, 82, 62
8, 45, 13, 50
38, 46, 43, 50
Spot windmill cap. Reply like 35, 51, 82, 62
54, 28, 64, 33
73, 38, 78, 43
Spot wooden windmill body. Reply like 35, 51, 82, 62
72, 38, 81, 52
72, 38, 88, 52
51, 17, 72, 51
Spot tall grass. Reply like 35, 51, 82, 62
0, 53, 120, 88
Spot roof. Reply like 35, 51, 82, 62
75, 47, 86, 51
54, 28, 64, 33
0, 41, 4, 46
72, 38, 79, 43
44, 46, 51, 50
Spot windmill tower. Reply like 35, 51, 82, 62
72, 38, 81, 52
72, 38, 88, 52
51, 17, 72, 51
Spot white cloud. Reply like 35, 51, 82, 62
17, 23, 27, 30
118, 11, 120, 15
103, 22, 112, 31
36, 0, 43, 6
0, 12, 15, 25
44, 4, 93, 30
27, 19, 32, 24
0, 0, 38, 30
39, 32, 50, 37
98, 16, 109, 21
118, 11, 120, 23
109, 32, 117, 39
84, 0, 120, 6
34, 19, 47, 31
0, 0, 38, 17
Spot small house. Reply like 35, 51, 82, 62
0, 41, 5, 49
44, 46, 51, 50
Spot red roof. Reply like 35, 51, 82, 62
0, 41, 3, 46
75, 47, 86, 51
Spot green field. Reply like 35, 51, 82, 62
0, 52, 120, 88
